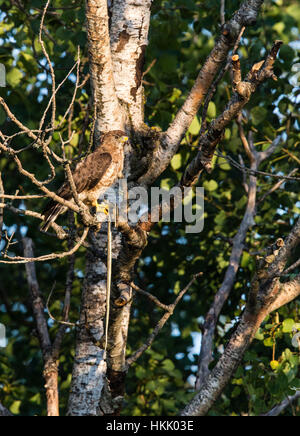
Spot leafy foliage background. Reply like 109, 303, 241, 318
0, 0, 299, 416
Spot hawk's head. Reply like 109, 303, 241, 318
101, 130, 129, 145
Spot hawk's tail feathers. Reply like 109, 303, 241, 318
40, 203, 63, 232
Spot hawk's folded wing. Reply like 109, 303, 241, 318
41, 152, 112, 231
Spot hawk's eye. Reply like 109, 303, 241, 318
121, 136, 129, 143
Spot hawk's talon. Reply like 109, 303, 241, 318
92, 200, 109, 216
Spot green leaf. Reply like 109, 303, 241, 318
207, 101, 216, 118
282, 318, 295, 333
263, 337, 274, 347
136, 367, 147, 379
218, 157, 231, 171
171, 154, 182, 170
241, 252, 251, 269
204, 180, 218, 192
251, 106, 268, 126
255, 328, 264, 341
270, 360, 279, 370
6, 68, 23, 87
188, 116, 201, 135
162, 359, 175, 372
145, 380, 157, 392
215, 210, 227, 226
10, 401, 21, 414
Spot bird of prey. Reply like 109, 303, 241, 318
41, 130, 128, 231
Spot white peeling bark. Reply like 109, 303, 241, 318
110, 0, 152, 131
86, 0, 125, 133
67, 248, 108, 416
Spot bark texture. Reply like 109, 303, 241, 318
23, 238, 59, 417
68, 247, 108, 416
86, 0, 125, 134
110, 0, 152, 131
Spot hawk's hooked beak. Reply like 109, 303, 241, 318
121, 136, 129, 144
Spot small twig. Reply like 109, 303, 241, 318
58, 46, 81, 130
0, 194, 44, 199
216, 151, 300, 181
0, 227, 88, 264
237, 114, 256, 163
0, 202, 67, 240
38, 0, 56, 131
142, 58, 157, 78
0, 173, 4, 242
46, 283, 76, 328
126, 274, 202, 368
280, 258, 300, 276
257, 168, 298, 205
60, 132, 86, 211
238, 154, 249, 193
131, 282, 171, 312
220, 0, 225, 26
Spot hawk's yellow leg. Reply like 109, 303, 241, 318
91, 199, 109, 215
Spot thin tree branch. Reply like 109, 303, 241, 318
261, 391, 300, 416
0, 202, 67, 240
0, 402, 13, 416
0, 172, 4, 243
126, 274, 202, 368
23, 237, 59, 416
1, 227, 88, 264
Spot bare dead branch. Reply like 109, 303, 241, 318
181, 40, 282, 184
0, 141, 82, 214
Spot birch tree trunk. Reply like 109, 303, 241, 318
67, 0, 152, 416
